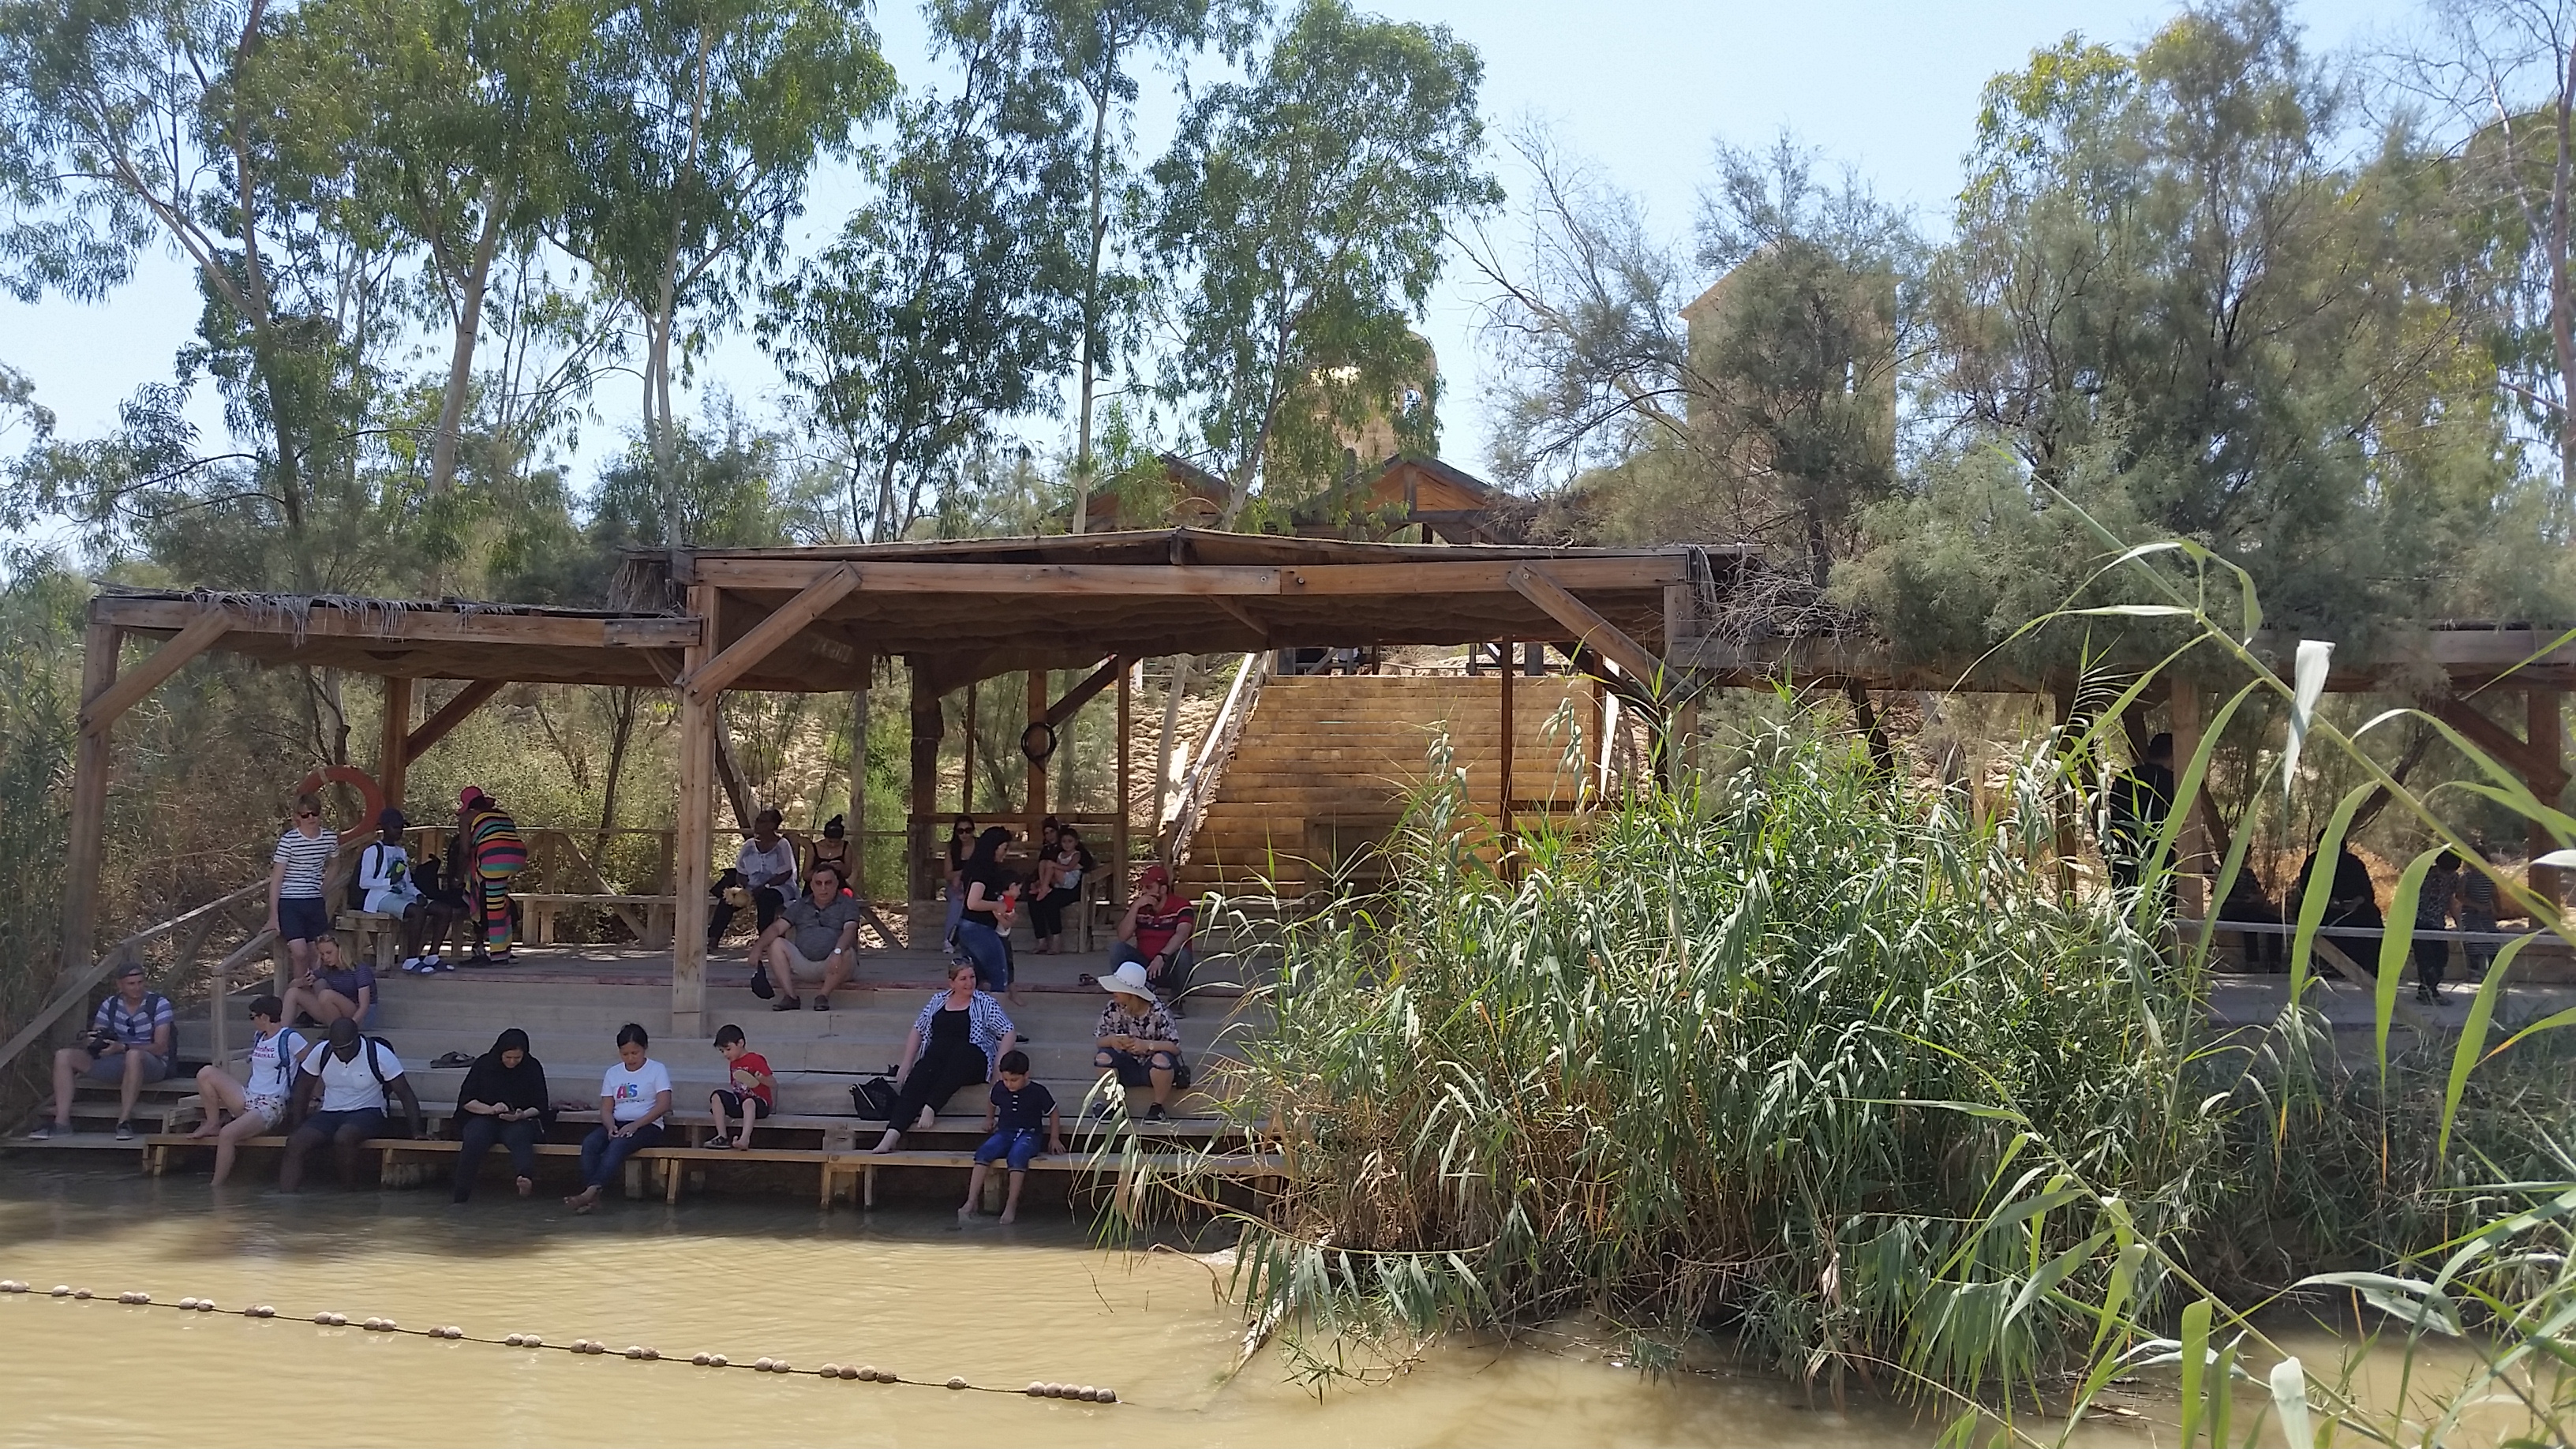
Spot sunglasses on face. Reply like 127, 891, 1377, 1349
296, 811, 319, 819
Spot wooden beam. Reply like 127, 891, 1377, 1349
1508, 565, 1669, 694
1208, 596, 1268, 642
1114, 664, 1133, 908
1498, 642, 1516, 871
2534, 687, 2566, 904
1026, 669, 1048, 818
679, 565, 860, 703
93, 595, 698, 650
847, 677, 869, 898
2428, 696, 2569, 799
379, 676, 413, 814
404, 679, 507, 758
687, 556, 1687, 596
1045, 656, 1127, 729
58, 623, 118, 992
79, 608, 231, 734
2170, 677, 2208, 918
672, 581, 717, 1039
909, 665, 944, 898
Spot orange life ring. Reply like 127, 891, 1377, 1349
295, 766, 388, 844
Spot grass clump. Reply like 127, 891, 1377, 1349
1222, 720, 2229, 1403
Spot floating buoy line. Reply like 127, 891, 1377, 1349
0, 1280, 1119, 1403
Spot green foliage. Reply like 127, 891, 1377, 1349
1151, 0, 1498, 517
760, 0, 1084, 543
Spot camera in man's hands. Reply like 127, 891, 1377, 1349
84, 1032, 117, 1056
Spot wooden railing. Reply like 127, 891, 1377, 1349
1161, 653, 1264, 872
0, 878, 273, 1083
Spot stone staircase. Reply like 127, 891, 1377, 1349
1178, 672, 1602, 897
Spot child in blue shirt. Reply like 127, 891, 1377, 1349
962, 1050, 1060, 1225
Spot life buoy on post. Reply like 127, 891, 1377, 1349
1019, 721, 1058, 765
295, 766, 388, 844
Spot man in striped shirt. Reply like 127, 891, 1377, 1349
268, 792, 337, 978
34, 964, 172, 1140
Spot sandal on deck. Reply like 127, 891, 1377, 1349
772, 996, 802, 1012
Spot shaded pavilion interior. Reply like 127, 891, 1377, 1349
60, 527, 2576, 1040
66, 530, 1725, 1037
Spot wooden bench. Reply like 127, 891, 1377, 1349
515, 893, 676, 949
334, 911, 403, 972
826, 1147, 1287, 1210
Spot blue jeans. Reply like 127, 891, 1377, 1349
976, 1128, 1043, 1172
957, 920, 1011, 994
942, 881, 967, 953
578, 1120, 665, 1190
1109, 941, 1194, 998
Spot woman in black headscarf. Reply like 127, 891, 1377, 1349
451, 1028, 551, 1202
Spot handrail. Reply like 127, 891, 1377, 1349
0, 878, 270, 1080
1161, 653, 1264, 870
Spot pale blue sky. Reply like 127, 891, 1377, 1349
0, 0, 2421, 509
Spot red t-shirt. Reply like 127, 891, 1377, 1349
1133, 898, 1194, 957
726, 1052, 775, 1106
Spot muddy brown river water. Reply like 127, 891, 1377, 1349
0, 1166, 2524, 1447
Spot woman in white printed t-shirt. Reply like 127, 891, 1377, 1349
185, 992, 305, 1186
566, 1024, 672, 1214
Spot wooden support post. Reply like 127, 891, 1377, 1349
1114, 664, 1133, 908
848, 676, 869, 898
59, 623, 119, 990
1026, 668, 1047, 818
2170, 678, 2208, 918
672, 581, 717, 1040
2534, 687, 2566, 905
1498, 642, 1516, 870
961, 682, 977, 814
1669, 698, 1699, 795
378, 676, 413, 814
910, 665, 944, 898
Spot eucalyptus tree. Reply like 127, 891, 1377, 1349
557, 0, 893, 556
1148, 0, 1498, 522
1025, 0, 1252, 527
2390, 0, 2576, 492
0, 0, 399, 591
266, 0, 598, 498
761, 0, 1082, 542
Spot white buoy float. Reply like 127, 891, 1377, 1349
946, 1375, 969, 1391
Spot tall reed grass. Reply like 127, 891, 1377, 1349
1205, 509, 2576, 1444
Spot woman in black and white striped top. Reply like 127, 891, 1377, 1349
268, 792, 337, 978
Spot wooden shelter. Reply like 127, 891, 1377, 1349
66, 530, 1723, 1039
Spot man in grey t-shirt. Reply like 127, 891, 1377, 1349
754, 862, 862, 1011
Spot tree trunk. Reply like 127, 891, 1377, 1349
593, 687, 638, 865
429, 190, 510, 496
1071, 80, 1114, 534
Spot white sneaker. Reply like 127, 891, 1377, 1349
400, 957, 424, 974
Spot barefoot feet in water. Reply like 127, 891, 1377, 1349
515, 1175, 534, 1198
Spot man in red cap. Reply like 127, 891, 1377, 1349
1110, 865, 1197, 1017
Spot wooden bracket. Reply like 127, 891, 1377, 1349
2428, 695, 2570, 799
1045, 656, 1129, 729
680, 565, 860, 702
404, 679, 507, 759
1508, 565, 1671, 696
79, 608, 233, 734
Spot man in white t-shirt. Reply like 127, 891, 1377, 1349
709, 810, 799, 947
566, 1024, 672, 1213
185, 994, 305, 1185
279, 1019, 422, 1192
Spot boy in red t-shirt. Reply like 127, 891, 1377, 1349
710, 1024, 775, 1150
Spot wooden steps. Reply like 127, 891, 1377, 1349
1178, 672, 1602, 893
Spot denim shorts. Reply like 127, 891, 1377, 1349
975, 1128, 1043, 1171
84, 1050, 167, 1084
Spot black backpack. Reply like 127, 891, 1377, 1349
848, 1076, 898, 1120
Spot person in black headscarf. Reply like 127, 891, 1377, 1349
451, 1028, 551, 1202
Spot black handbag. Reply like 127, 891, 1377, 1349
848, 1076, 898, 1120
749, 961, 775, 1000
